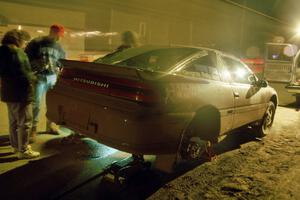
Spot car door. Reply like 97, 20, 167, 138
175, 50, 235, 135
220, 55, 266, 129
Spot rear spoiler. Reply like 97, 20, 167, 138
61, 59, 143, 81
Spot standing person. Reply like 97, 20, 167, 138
25, 24, 65, 141
99, 30, 139, 61
0, 29, 40, 159
116, 30, 139, 52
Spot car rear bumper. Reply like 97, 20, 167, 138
46, 88, 194, 155
286, 84, 300, 94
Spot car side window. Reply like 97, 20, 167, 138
222, 57, 253, 84
181, 52, 221, 81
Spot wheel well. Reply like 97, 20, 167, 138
186, 106, 220, 142
270, 95, 278, 108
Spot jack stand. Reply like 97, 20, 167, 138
103, 154, 151, 185
204, 142, 217, 161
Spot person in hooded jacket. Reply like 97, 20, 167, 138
0, 29, 40, 159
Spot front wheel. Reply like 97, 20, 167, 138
254, 101, 276, 137
296, 94, 300, 107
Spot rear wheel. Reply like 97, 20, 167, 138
254, 101, 275, 137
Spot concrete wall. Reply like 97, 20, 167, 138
0, 0, 288, 57
82, 0, 288, 57
0, 1, 86, 59
0, 1, 85, 29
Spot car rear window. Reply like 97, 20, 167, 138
115, 48, 198, 71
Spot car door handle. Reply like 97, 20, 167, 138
233, 92, 240, 98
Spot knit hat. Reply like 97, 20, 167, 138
50, 24, 65, 37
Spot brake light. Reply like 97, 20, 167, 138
60, 68, 160, 105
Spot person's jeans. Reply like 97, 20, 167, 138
7, 102, 32, 152
32, 73, 57, 130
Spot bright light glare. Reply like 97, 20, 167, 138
70, 31, 118, 38
283, 45, 298, 57
223, 70, 231, 79
100, 146, 119, 157
234, 68, 246, 78
296, 25, 300, 37
17, 25, 22, 30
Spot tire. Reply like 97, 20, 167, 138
254, 101, 276, 137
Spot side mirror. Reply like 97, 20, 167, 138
248, 74, 257, 85
258, 80, 268, 87
248, 74, 268, 87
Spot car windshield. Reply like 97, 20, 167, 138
96, 47, 199, 72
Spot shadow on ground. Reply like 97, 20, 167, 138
0, 137, 84, 200
0, 134, 9, 146
0, 128, 260, 200
282, 102, 300, 111
0, 135, 123, 200
60, 129, 259, 200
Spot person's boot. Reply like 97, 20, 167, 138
18, 145, 40, 159
29, 127, 37, 143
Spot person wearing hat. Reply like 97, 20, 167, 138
116, 30, 139, 52
0, 29, 40, 159
99, 30, 139, 62
25, 24, 66, 141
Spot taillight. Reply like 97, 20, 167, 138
59, 68, 160, 105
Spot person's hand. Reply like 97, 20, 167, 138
55, 67, 63, 75
30, 73, 38, 84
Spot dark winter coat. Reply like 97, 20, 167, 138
0, 45, 36, 103
25, 36, 65, 75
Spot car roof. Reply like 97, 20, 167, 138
95, 44, 243, 66
96, 45, 213, 64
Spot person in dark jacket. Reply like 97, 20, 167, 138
116, 30, 139, 52
99, 30, 139, 61
0, 29, 40, 159
25, 24, 65, 140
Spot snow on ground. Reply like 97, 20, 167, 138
149, 107, 300, 200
